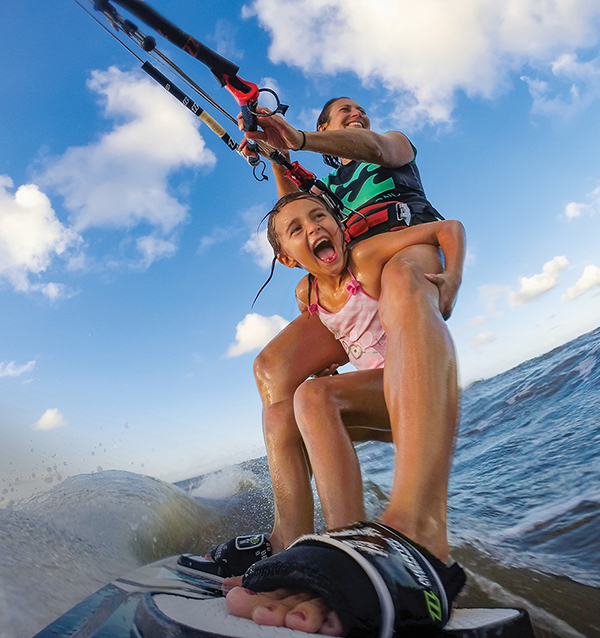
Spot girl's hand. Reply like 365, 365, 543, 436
424, 273, 461, 321
311, 363, 340, 378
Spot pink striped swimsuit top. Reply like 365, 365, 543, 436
307, 268, 387, 370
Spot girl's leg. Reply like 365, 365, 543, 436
228, 370, 388, 634
378, 243, 459, 562
254, 312, 348, 552
293, 370, 389, 530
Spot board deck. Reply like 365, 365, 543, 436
33, 554, 535, 638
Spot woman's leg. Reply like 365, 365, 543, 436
255, 312, 348, 552
293, 370, 389, 530
378, 243, 459, 562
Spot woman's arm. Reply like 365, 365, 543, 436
293, 129, 414, 168
239, 113, 414, 168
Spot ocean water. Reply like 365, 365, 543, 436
1, 326, 599, 638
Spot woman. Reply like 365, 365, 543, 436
242, 96, 455, 544
215, 99, 462, 633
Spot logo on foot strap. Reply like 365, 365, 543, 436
235, 534, 266, 550
423, 590, 442, 622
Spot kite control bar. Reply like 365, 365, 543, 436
94, 0, 287, 131
77, 0, 347, 213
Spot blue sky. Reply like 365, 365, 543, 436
2, 0, 600, 501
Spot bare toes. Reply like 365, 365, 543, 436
319, 610, 345, 636
252, 591, 313, 627
222, 575, 243, 593
225, 587, 295, 623
284, 597, 329, 633
225, 587, 344, 635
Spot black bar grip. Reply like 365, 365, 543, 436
111, 0, 239, 85
241, 102, 258, 132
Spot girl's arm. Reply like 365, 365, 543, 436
271, 159, 300, 197
352, 220, 466, 318
239, 113, 414, 168
423, 222, 465, 319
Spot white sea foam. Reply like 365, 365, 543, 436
496, 491, 600, 541
190, 466, 259, 500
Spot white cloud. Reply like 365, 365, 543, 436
259, 77, 283, 113
38, 67, 216, 266
464, 249, 477, 268
208, 19, 244, 61
198, 226, 237, 252
523, 53, 600, 119
33, 282, 76, 300
136, 235, 177, 268
245, 0, 600, 126
227, 313, 289, 357
240, 204, 274, 268
34, 408, 68, 431
562, 264, 600, 301
470, 331, 496, 348
552, 53, 599, 80
564, 185, 600, 219
0, 176, 80, 297
565, 202, 586, 219
509, 256, 569, 307
243, 228, 274, 269
0, 360, 35, 377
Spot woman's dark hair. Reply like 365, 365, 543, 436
316, 97, 351, 169
316, 97, 349, 129
252, 191, 340, 306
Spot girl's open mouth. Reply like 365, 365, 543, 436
313, 238, 337, 263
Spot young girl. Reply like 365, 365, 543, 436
224, 190, 465, 634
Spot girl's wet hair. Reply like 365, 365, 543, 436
252, 191, 340, 306
316, 97, 351, 169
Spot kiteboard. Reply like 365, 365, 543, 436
32, 551, 535, 638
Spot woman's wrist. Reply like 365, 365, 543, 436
293, 130, 307, 151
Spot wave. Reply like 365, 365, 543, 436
451, 543, 600, 638
0, 470, 225, 638
3, 326, 600, 638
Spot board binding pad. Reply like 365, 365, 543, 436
32, 552, 534, 638
133, 553, 535, 638
134, 591, 533, 638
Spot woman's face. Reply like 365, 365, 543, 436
274, 199, 345, 275
319, 98, 370, 132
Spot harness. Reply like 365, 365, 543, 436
344, 201, 413, 244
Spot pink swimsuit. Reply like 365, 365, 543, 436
308, 269, 387, 370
